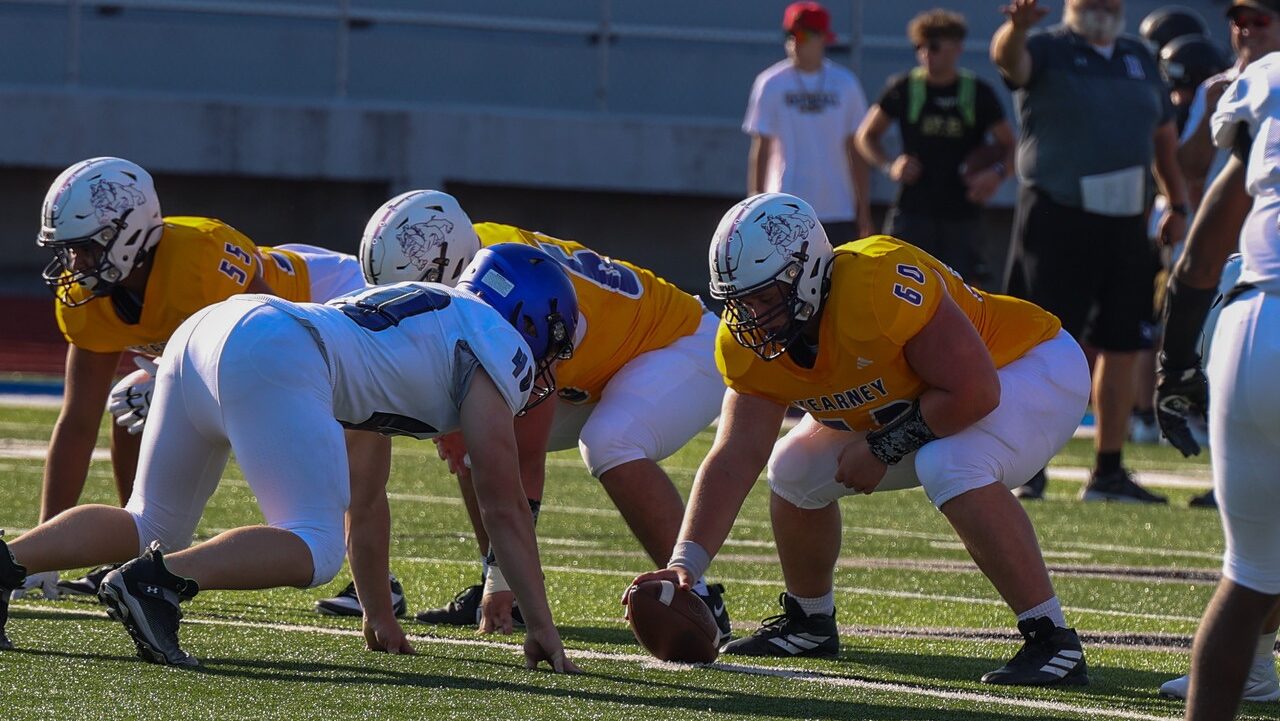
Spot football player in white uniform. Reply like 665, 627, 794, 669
0, 244, 580, 673
319, 190, 730, 639
1156, 52, 1280, 718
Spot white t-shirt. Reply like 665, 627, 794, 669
743, 58, 868, 223
257, 282, 533, 438
1212, 52, 1280, 292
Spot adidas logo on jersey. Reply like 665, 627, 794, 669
857, 357, 873, 369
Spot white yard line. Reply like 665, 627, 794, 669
19, 604, 1180, 721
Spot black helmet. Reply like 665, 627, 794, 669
1140, 5, 1209, 52
1160, 34, 1230, 89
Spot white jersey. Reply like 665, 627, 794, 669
252, 283, 533, 438
1212, 52, 1280, 292
743, 58, 868, 223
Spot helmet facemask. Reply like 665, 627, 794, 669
516, 299, 575, 415
39, 208, 150, 307
716, 243, 823, 361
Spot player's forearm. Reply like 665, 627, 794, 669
1153, 125, 1190, 207
346, 494, 396, 623
677, 452, 763, 562
1178, 122, 1216, 197
477, 495, 553, 631
851, 151, 873, 221
41, 422, 100, 521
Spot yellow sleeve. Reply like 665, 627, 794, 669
714, 322, 787, 404
868, 246, 943, 347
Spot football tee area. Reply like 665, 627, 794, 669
0, 401, 1264, 721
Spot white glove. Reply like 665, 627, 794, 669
107, 356, 160, 436
11, 570, 60, 600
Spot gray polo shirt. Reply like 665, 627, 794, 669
1012, 24, 1173, 208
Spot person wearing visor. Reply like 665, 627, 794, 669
18, 157, 365, 601
631, 193, 1092, 687
0, 243, 581, 674
314, 191, 731, 641
745, 1, 873, 245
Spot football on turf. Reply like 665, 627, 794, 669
625, 580, 719, 663
960, 142, 1005, 182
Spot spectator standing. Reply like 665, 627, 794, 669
857, 8, 1015, 288
992, 0, 1190, 503
745, 1, 873, 244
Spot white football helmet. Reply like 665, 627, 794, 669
360, 190, 481, 287
709, 193, 833, 360
38, 157, 164, 307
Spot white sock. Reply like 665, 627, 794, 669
691, 578, 709, 596
1016, 596, 1067, 629
789, 591, 835, 617
1256, 631, 1277, 662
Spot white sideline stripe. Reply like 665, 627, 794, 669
928, 541, 1092, 560
392, 557, 1204, 624
17, 605, 1182, 721
1049, 466, 1212, 490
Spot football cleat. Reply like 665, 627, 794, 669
314, 576, 407, 618
982, 616, 1089, 686
1014, 469, 1048, 500
695, 583, 733, 645
414, 583, 523, 626
1159, 657, 1280, 702
56, 564, 120, 597
1079, 468, 1167, 504
0, 535, 27, 651
98, 544, 199, 667
720, 593, 838, 658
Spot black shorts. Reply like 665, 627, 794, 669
1004, 186, 1159, 352
883, 208, 991, 289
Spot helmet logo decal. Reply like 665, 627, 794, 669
395, 216, 454, 272
759, 206, 815, 253
89, 179, 146, 224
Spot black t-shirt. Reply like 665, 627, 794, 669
877, 71, 1005, 219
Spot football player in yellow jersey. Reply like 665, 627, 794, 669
630, 193, 1093, 686
20, 157, 365, 600
314, 190, 730, 637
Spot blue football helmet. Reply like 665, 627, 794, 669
459, 243, 578, 412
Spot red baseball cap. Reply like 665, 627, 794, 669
783, 1, 836, 43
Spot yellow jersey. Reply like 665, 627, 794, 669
717, 236, 1061, 432
474, 223, 703, 402
56, 216, 312, 355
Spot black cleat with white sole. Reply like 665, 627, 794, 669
720, 593, 838, 658
0, 534, 27, 651
99, 543, 200, 667
314, 576, 407, 618
695, 583, 732, 645
415, 583, 523, 626
981, 616, 1089, 686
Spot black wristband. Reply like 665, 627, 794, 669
865, 400, 939, 465
1168, 202, 1189, 216
1160, 277, 1218, 370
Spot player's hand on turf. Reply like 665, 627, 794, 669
624, 567, 696, 602
1001, 0, 1050, 30
1155, 364, 1209, 457
836, 440, 887, 494
12, 570, 60, 600
523, 626, 581, 674
433, 431, 470, 478
363, 616, 416, 655
479, 590, 517, 635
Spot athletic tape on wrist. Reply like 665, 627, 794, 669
483, 561, 511, 595
865, 400, 938, 465
667, 540, 711, 581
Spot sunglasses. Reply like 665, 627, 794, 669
915, 40, 943, 52
1232, 11, 1275, 30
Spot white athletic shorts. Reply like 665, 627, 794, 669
274, 243, 367, 303
545, 312, 725, 477
124, 300, 350, 587
768, 330, 1090, 509
1208, 288, 1280, 595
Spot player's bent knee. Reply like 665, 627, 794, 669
914, 442, 997, 508
128, 510, 196, 556
284, 525, 346, 588
579, 422, 651, 479
766, 456, 832, 511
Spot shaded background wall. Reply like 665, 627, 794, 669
0, 0, 1232, 295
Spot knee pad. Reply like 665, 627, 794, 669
281, 523, 346, 588
128, 509, 196, 556
913, 441, 998, 508
766, 440, 833, 510
578, 415, 652, 478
